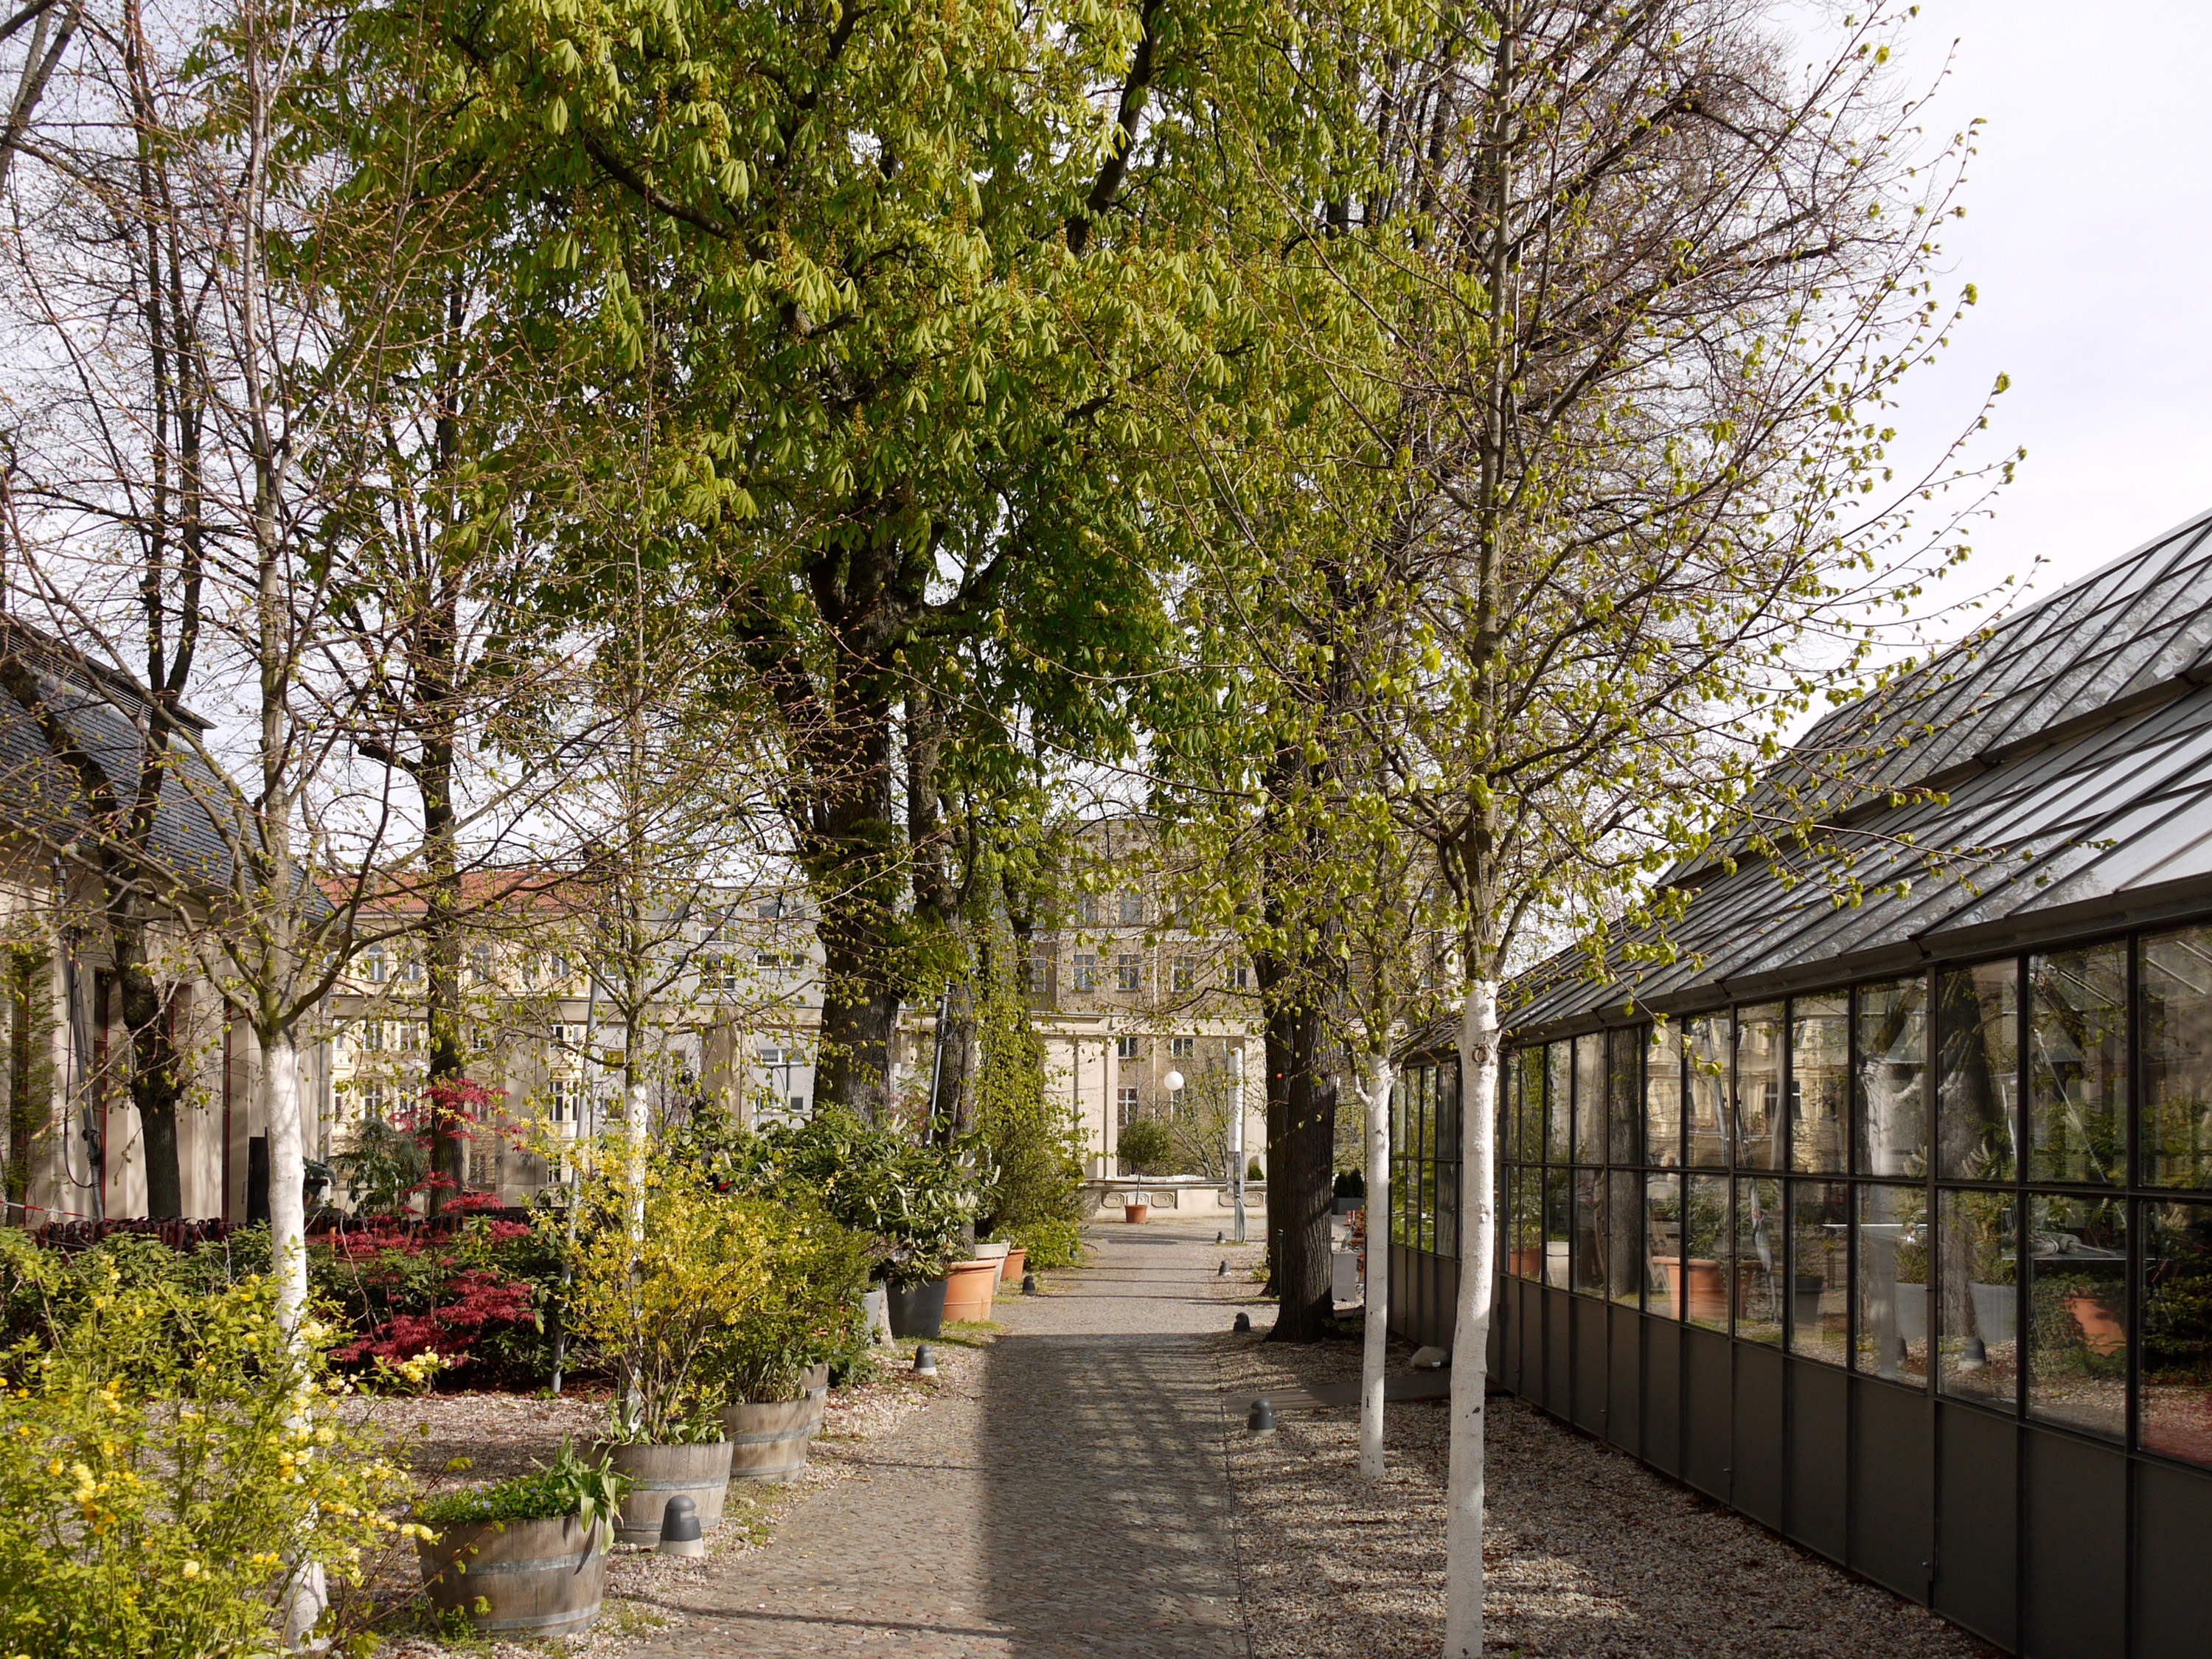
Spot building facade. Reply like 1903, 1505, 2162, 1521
1389, 512, 2212, 1659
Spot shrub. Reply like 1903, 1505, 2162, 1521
552, 1144, 777, 1441
1002, 1218, 1085, 1270
970, 974, 1085, 1237
703, 1201, 871, 1403
0, 1240, 411, 1658
1335, 1170, 1366, 1201
312, 1209, 558, 1386
1248, 1160, 1265, 1182
1116, 1118, 1173, 1179
416, 1440, 626, 1530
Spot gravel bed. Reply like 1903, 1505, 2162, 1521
1213, 1332, 2001, 1659
347, 1338, 982, 1656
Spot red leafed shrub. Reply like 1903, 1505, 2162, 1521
311, 1218, 560, 1386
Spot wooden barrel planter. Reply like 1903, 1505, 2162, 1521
941, 1258, 999, 1323
998, 1247, 1027, 1284
416, 1514, 605, 1636
721, 1391, 824, 1484
590, 1440, 734, 1545
884, 1277, 947, 1338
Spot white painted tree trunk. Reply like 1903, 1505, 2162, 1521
1442, 978, 1501, 1658
1358, 1051, 1394, 1481
263, 1025, 328, 1646
622, 1077, 649, 1434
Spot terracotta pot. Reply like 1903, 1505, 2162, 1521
2068, 1290, 2125, 1357
1509, 1247, 1545, 1279
998, 1247, 1028, 1283
588, 1440, 733, 1545
1652, 1256, 1728, 1324
1124, 1203, 1150, 1224
941, 1258, 1000, 1323
417, 1514, 604, 1636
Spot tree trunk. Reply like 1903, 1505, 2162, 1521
421, 730, 465, 1213
1444, 978, 1501, 1658
5, 942, 46, 1220
1359, 1051, 1394, 1479
107, 889, 185, 1217
1268, 999, 1337, 1342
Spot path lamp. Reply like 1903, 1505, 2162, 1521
1228, 1047, 1248, 1244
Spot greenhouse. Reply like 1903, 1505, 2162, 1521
1391, 510, 2212, 1659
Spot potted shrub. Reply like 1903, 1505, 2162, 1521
415, 1442, 624, 1636
553, 1149, 771, 1543
709, 1203, 870, 1482
1116, 1119, 1173, 1222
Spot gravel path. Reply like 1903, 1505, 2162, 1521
622, 1219, 1253, 1659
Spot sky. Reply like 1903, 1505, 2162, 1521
1860, 0, 2212, 617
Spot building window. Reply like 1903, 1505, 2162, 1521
1073, 953, 1098, 992
468, 945, 493, 984
1117, 1034, 1140, 1061
361, 949, 386, 984
1172, 958, 1194, 993
1118, 893, 1143, 926
1080, 894, 1102, 927
1117, 955, 1141, 993
1171, 1036, 1194, 1060
700, 953, 738, 992
360, 1020, 384, 1054
1230, 964, 1249, 991
1116, 1085, 1139, 1127
356, 1082, 387, 1121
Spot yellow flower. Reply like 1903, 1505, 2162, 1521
181, 1559, 201, 1579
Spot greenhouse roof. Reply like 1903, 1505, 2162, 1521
1496, 507, 2212, 1040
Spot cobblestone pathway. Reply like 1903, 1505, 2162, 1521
630, 1219, 1259, 1659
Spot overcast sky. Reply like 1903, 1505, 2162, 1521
1863, 0, 2212, 616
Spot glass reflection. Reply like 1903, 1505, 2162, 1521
1936, 1190, 2017, 1410
1435, 1159, 1459, 1259
2141, 925, 2212, 1189
1608, 1171, 1641, 1304
2142, 1200, 2212, 1467
1790, 996, 1848, 1173
1512, 1165, 1545, 1279
1937, 963, 2019, 1182
1391, 1155, 1412, 1247
2028, 945, 2127, 1185
1688, 1015, 1731, 1168
1646, 1023, 1684, 1169
1680, 1174, 1731, 1330
1517, 1047, 1545, 1167
1547, 1043, 1573, 1165
1855, 976, 1929, 1175
1574, 1034, 1605, 1165
2025, 1192, 2126, 1439
1855, 1182, 1930, 1385
1497, 1055, 1514, 1165
1607, 1027, 1642, 1166
1736, 1005, 1784, 1169
1734, 1176, 1784, 1346
1787, 1180, 1850, 1367
1543, 1168, 1572, 1287
1571, 1168, 1606, 1295
1645, 1174, 1683, 1318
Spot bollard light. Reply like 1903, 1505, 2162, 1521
1021, 1272, 1039, 1296
1246, 1398, 1276, 1436
657, 1495, 705, 1558
1959, 1336, 1989, 1371
1217, 1229, 1226, 1245
914, 1343, 938, 1377
1233, 1312, 1252, 1333
1219, 1259, 1229, 1277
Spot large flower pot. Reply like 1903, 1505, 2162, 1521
1124, 1203, 1150, 1224
861, 1285, 891, 1343
998, 1247, 1027, 1284
590, 1440, 733, 1545
885, 1277, 948, 1339
417, 1514, 605, 1635
1971, 1281, 2017, 1346
722, 1389, 825, 1484
1653, 1256, 1728, 1324
941, 1258, 1000, 1323
2069, 1290, 2124, 1356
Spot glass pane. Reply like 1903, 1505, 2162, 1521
1681, 1174, 1731, 1331
1437, 1062, 1461, 1166
2025, 1192, 2127, 1439
1856, 976, 1929, 1176
2142, 1200, 2212, 1466
1607, 1027, 1642, 1166
1543, 1167, 1571, 1287
1436, 1162, 1460, 1259
1391, 1157, 1413, 1246
1644, 1174, 1683, 1318
1392, 1077, 1411, 1167
1790, 995, 1848, 1173
2028, 943, 2127, 1184
1497, 1055, 1515, 1165
1419, 1153, 1436, 1253
1855, 1182, 1930, 1385
1937, 1190, 2018, 1411
1413, 1067, 1431, 1163
1572, 1168, 1607, 1296
1517, 1048, 1545, 1166
1607, 1171, 1641, 1304
1546, 1043, 1572, 1164
1511, 1166, 1545, 1279
2142, 925, 2212, 1189
1687, 1015, 1731, 1169
1574, 1034, 1605, 1164
1498, 1166, 1514, 1268
1733, 1176, 1784, 1346
1646, 1023, 1684, 1169
1937, 962, 2020, 1182
1736, 1004, 1784, 1169
1788, 1180, 1850, 1366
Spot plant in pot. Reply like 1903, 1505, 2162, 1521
551, 1148, 774, 1544
1116, 1118, 1173, 1223
708, 1203, 870, 1481
414, 1441, 626, 1636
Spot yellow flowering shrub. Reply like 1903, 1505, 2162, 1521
552, 1145, 777, 1441
0, 1249, 411, 1658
